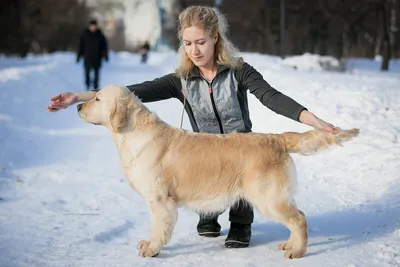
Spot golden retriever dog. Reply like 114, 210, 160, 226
77, 85, 359, 259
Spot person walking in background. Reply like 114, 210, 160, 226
77, 19, 109, 90
140, 41, 150, 64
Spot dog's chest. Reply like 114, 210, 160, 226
117, 134, 152, 167
116, 134, 161, 193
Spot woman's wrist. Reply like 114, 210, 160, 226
299, 110, 317, 128
74, 91, 97, 103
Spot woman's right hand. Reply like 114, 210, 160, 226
47, 92, 78, 112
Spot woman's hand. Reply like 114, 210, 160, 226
47, 91, 97, 112
47, 92, 78, 112
312, 117, 339, 134
299, 110, 339, 134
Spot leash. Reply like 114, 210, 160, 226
179, 72, 189, 129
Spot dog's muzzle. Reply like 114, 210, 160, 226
77, 104, 83, 112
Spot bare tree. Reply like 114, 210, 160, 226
379, 1, 391, 70
390, 0, 400, 57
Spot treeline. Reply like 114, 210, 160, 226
1, 0, 399, 69
216, 0, 399, 59
178, 0, 400, 70
0, 0, 89, 57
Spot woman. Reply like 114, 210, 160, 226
48, 6, 338, 249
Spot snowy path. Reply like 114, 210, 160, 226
0, 52, 399, 267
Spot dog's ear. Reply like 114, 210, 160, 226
109, 98, 132, 133
109, 101, 126, 133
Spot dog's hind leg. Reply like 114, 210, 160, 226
138, 194, 178, 257
245, 162, 307, 259
269, 200, 308, 259
248, 188, 307, 259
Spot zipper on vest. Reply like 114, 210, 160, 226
199, 72, 224, 134
209, 86, 224, 134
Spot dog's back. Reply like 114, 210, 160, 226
161, 128, 359, 212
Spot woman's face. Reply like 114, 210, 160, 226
182, 26, 217, 68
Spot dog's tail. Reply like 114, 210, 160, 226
281, 128, 359, 155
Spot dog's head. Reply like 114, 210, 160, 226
77, 85, 135, 133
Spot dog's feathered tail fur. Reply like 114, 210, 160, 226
282, 128, 360, 155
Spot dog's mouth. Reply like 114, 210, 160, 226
91, 122, 101, 125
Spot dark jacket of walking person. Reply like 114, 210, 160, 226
77, 19, 108, 90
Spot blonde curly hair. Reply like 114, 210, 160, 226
176, 6, 243, 78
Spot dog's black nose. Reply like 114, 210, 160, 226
77, 104, 83, 111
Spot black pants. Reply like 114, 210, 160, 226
200, 199, 254, 224
84, 63, 100, 90
141, 53, 148, 63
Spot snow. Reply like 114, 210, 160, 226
281, 53, 343, 71
0, 51, 399, 267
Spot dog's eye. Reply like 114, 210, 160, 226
95, 97, 100, 101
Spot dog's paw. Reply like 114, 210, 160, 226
278, 241, 292, 251
138, 247, 159, 258
283, 247, 306, 259
137, 240, 150, 250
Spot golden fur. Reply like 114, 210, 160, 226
77, 85, 359, 259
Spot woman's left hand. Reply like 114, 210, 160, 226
299, 110, 339, 134
313, 117, 339, 134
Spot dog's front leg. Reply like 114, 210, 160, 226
138, 196, 178, 257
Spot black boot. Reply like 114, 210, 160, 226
197, 215, 221, 237
225, 223, 252, 248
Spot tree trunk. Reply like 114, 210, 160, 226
390, 0, 399, 57
381, 3, 391, 71
375, 8, 383, 57
280, 0, 286, 58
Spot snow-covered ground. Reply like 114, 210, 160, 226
0, 51, 399, 267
